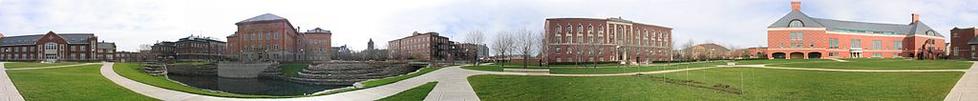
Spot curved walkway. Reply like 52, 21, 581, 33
101, 62, 488, 101
0, 62, 25, 101
7, 63, 99, 71
945, 62, 978, 101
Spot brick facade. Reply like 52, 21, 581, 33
152, 35, 226, 61
766, 1, 945, 59
0, 31, 109, 62
950, 27, 978, 59
542, 17, 672, 64
388, 32, 452, 61
226, 13, 332, 62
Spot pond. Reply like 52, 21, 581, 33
167, 75, 348, 96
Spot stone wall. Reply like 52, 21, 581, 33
166, 63, 217, 76
217, 62, 279, 78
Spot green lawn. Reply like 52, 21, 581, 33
7, 64, 157, 101
462, 61, 726, 74
377, 82, 438, 101
548, 61, 726, 74
279, 63, 309, 77
4, 62, 86, 68
361, 66, 440, 88
461, 65, 504, 72
770, 59, 972, 70
731, 59, 833, 65
469, 68, 962, 101
113, 63, 292, 98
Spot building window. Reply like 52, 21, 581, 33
873, 53, 882, 57
790, 32, 803, 40
789, 19, 804, 27
828, 38, 839, 49
556, 25, 561, 33
893, 41, 903, 50
790, 32, 803, 48
872, 40, 882, 50
850, 39, 861, 48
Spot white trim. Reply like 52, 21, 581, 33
912, 34, 945, 39
826, 31, 905, 37
767, 27, 826, 31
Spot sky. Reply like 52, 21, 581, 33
0, 0, 977, 52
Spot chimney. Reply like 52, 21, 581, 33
911, 12, 920, 23
791, 0, 801, 11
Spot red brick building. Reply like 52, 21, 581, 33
950, 27, 978, 59
388, 31, 452, 61
0, 31, 111, 62
226, 13, 331, 61
766, 0, 945, 59
302, 28, 332, 61
151, 35, 226, 61
542, 17, 672, 64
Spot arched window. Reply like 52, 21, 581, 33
45, 42, 57, 50
789, 19, 804, 27
926, 30, 936, 35
555, 25, 561, 33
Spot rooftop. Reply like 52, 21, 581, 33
237, 13, 286, 23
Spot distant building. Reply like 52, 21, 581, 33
682, 43, 730, 60
331, 45, 353, 60
542, 17, 673, 64
226, 13, 332, 62
0, 31, 106, 62
452, 43, 485, 61
302, 28, 332, 61
388, 31, 452, 61
766, 0, 945, 59
95, 42, 116, 61
114, 51, 141, 62
950, 27, 978, 59
361, 39, 388, 61
151, 35, 227, 61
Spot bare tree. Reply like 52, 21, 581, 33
139, 44, 153, 51
492, 31, 516, 67
681, 39, 695, 61
514, 29, 541, 68
465, 31, 486, 65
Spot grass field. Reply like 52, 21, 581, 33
731, 59, 833, 65
462, 61, 726, 74
279, 63, 309, 77
4, 62, 87, 68
7, 64, 157, 101
549, 61, 725, 74
361, 66, 440, 88
377, 82, 438, 101
469, 68, 963, 101
113, 63, 291, 98
770, 59, 972, 70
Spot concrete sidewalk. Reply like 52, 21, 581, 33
945, 62, 978, 101
0, 62, 25, 101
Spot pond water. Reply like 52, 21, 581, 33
167, 75, 348, 96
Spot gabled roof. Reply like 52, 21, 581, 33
0, 33, 95, 46
237, 13, 286, 23
768, 10, 943, 37
97, 42, 116, 49
768, 11, 825, 28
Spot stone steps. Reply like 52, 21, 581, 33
289, 61, 420, 85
